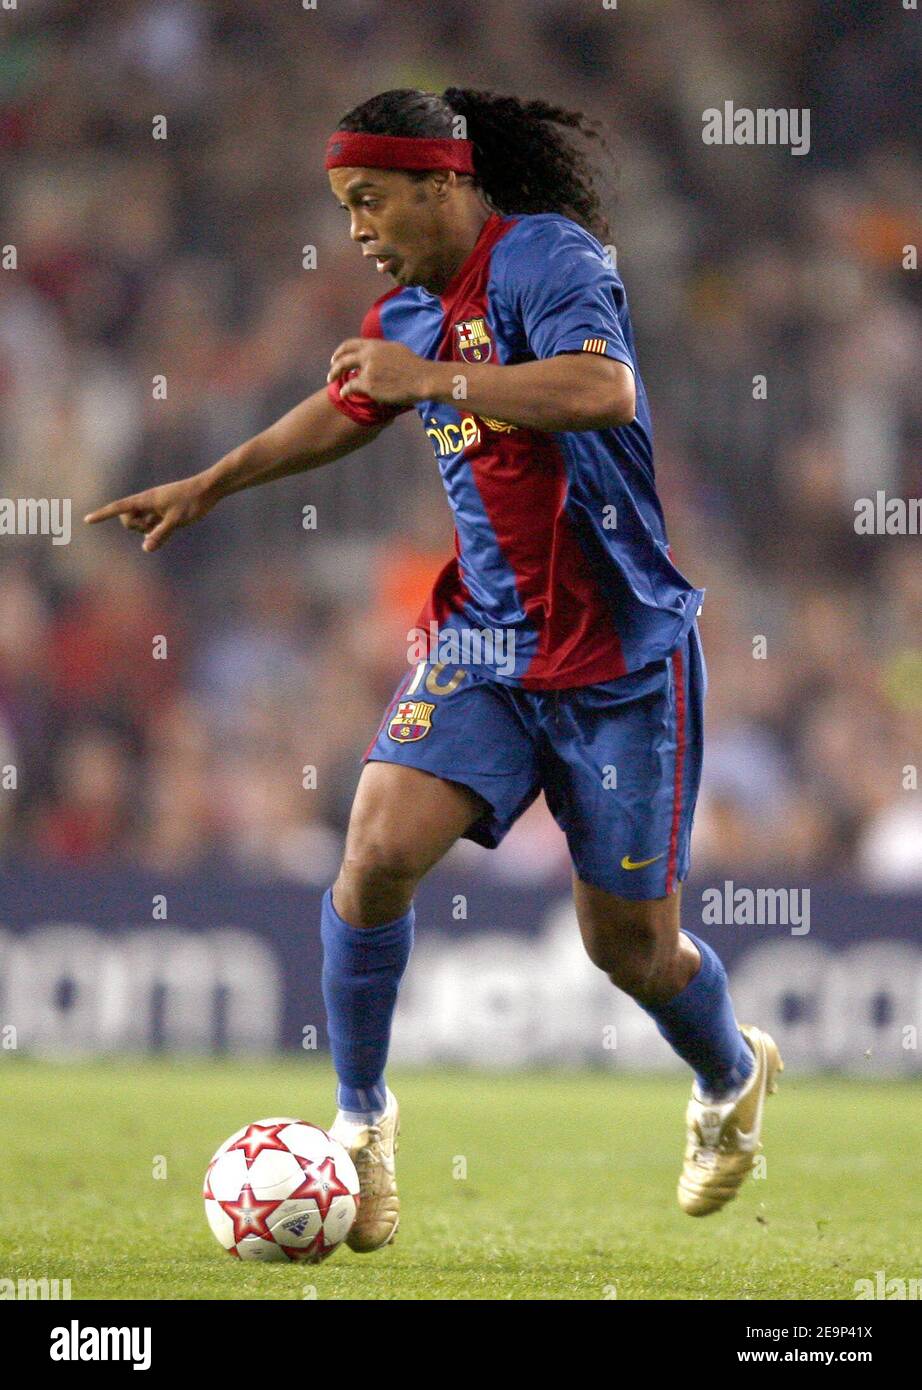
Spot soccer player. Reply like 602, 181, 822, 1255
86, 89, 782, 1251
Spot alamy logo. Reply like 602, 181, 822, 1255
854, 491, 922, 535
702, 102, 810, 156
854, 1271, 922, 1300
701, 881, 810, 935
0, 1277, 72, 1299
50, 1320, 151, 1370
0, 497, 71, 545
407, 623, 516, 677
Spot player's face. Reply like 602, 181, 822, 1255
330, 167, 451, 290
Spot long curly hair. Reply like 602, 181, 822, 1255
335, 87, 612, 241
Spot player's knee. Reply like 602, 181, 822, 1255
338, 836, 424, 898
581, 912, 680, 1004
334, 842, 421, 927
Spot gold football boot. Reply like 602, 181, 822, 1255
329, 1088, 400, 1251
678, 1026, 783, 1217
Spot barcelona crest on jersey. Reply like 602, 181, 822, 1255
454, 317, 493, 363
387, 699, 435, 743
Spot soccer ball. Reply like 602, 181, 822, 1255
203, 1117, 360, 1263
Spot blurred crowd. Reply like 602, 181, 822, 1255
1, 0, 920, 888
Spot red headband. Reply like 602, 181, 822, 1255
325, 131, 475, 174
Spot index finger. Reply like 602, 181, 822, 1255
84, 496, 141, 524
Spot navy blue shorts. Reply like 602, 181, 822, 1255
364, 624, 705, 900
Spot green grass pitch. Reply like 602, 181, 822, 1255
1, 1059, 918, 1300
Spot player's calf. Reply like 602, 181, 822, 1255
572, 877, 781, 1213
321, 762, 487, 1251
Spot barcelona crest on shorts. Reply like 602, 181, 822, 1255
387, 699, 435, 743
454, 317, 493, 363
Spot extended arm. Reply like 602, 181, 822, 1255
85, 387, 385, 551
203, 386, 386, 495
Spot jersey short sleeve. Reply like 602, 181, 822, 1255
326, 300, 413, 428
497, 216, 635, 371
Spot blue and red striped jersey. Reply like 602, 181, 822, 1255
328, 210, 704, 689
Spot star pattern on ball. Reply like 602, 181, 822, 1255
227, 1121, 291, 1163
276, 1232, 331, 1264
218, 1185, 283, 1244
288, 1154, 352, 1221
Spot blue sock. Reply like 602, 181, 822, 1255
320, 887, 414, 1120
642, 931, 753, 1100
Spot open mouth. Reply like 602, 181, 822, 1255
374, 254, 399, 275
